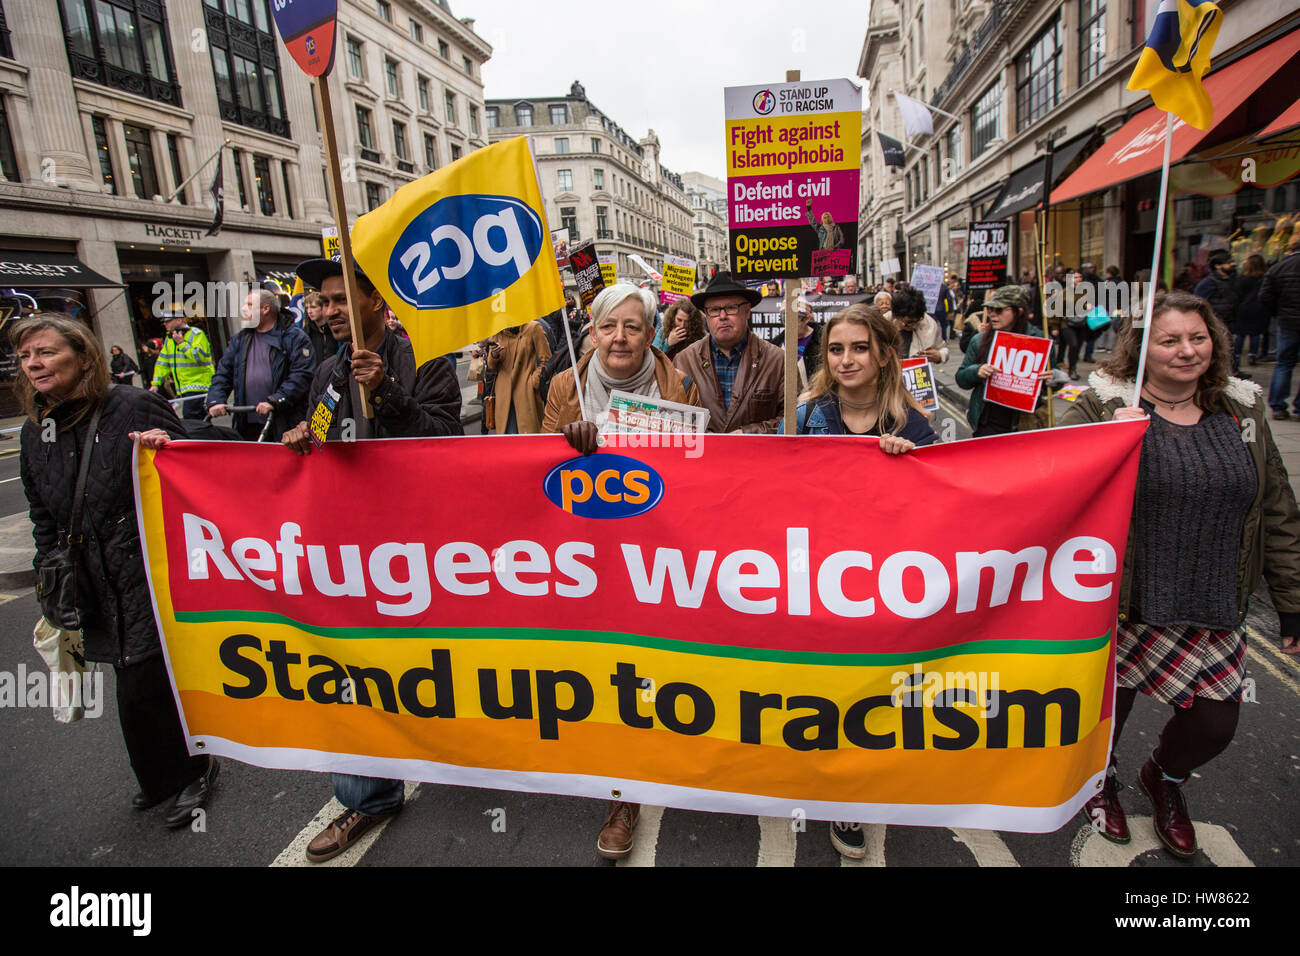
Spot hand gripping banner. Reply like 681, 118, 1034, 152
137, 422, 1145, 830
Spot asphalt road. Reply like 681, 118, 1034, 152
1, 396, 1295, 867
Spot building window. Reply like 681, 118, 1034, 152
438, 39, 449, 59
166, 132, 185, 203
469, 105, 479, 136
516, 105, 532, 126
555, 137, 570, 154
417, 76, 430, 112
593, 168, 604, 190
366, 181, 383, 210
280, 160, 293, 218
1016, 16, 1063, 131
424, 133, 438, 170
557, 168, 573, 191
123, 123, 158, 199
409, 18, 422, 42
561, 206, 577, 236
486, 106, 499, 128
58, 0, 180, 106
0, 0, 11, 60
971, 78, 1003, 157
463, 56, 473, 76
356, 107, 374, 147
376, 0, 391, 23
1079, 0, 1107, 85
592, 137, 600, 153
206, 2, 290, 137
231, 147, 248, 209
347, 36, 364, 79
253, 154, 275, 215
384, 57, 400, 98
444, 90, 456, 125
449, 143, 461, 162
387, 120, 408, 161
0, 98, 15, 182
90, 115, 115, 193
550, 104, 568, 125
946, 123, 962, 173
596, 206, 610, 238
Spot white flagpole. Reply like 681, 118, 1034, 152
1130, 111, 1175, 409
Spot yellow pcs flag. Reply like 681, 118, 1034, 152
1127, 0, 1222, 131
350, 136, 565, 365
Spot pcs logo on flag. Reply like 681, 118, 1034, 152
389, 195, 545, 310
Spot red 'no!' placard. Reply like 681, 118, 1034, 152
984, 331, 1053, 412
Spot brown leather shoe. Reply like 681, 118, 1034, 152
305, 807, 395, 863
1081, 772, 1130, 844
596, 801, 640, 860
1138, 758, 1197, 858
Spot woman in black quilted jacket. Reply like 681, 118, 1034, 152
16, 313, 218, 829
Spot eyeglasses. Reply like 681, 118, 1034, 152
705, 304, 745, 317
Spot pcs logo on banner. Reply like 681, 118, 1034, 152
543, 455, 664, 518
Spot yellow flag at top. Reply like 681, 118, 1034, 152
350, 136, 565, 366
1127, 0, 1223, 131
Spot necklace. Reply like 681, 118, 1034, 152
837, 392, 878, 410
1142, 385, 1197, 410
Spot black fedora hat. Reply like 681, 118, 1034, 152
690, 271, 762, 309
296, 254, 370, 291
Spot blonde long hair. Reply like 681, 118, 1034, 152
800, 304, 921, 435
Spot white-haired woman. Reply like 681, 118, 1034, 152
541, 284, 702, 861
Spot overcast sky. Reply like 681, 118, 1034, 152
462, 0, 872, 179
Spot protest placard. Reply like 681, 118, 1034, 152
909, 264, 946, 314
598, 254, 617, 288
321, 226, 340, 259
966, 221, 1010, 291
984, 331, 1054, 412
749, 292, 869, 341
900, 357, 939, 411
569, 239, 604, 308
551, 228, 571, 269
659, 255, 697, 304
725, 79, 861, 279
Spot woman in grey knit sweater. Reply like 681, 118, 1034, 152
1061, 291, 1300, 859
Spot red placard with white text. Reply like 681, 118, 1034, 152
984, 332, 1053, 412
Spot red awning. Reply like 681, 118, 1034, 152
1052, 29, 1300, 204
1259, 98, 1300, 138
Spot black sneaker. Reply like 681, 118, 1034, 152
829, 821, 867, 859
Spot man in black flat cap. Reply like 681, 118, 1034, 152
673, 271, 785, 433
280, 254, 462, 864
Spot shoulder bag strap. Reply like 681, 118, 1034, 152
66, 402, 104, 551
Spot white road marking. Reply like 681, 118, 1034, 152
1070, 817, 1254, 867
756, 815, 798, 867
0, 476, 20, 484
949, 828, 1020, 866
839, 823, 887, 867
270, 781, 419, 867
615, 804, 664, 867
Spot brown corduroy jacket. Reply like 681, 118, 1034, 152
672, 331, 785, 433
488, 321, 551, 434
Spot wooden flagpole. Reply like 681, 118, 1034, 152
314, 75, 372, 417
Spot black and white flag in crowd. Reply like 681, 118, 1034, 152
206, 149, 225, 237
877, 131, 906, 169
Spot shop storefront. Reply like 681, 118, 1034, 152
1052, 27, 1300, 284
0, 249, 124, 415
116, 248, 231, 363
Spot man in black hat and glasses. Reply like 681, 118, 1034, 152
280, 254, 462, 863
674, 271, 785, 433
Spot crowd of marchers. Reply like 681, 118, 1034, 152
13, 232, 1300, 864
